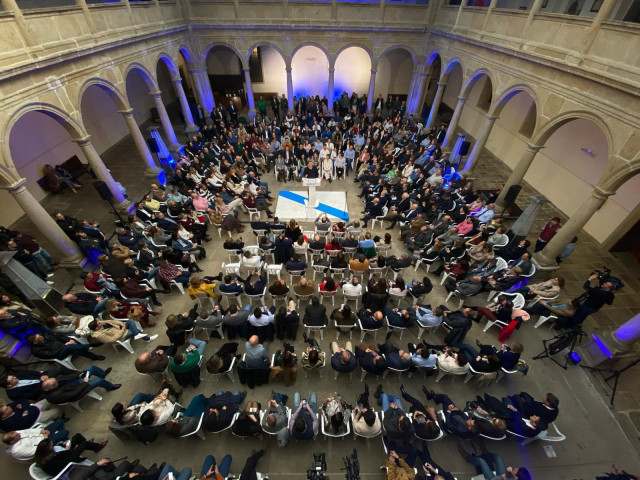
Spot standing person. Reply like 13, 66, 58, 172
535, 217, 562, 252
257, 96, 267, 119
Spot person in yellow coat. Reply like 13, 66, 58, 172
188, 275, 221, 301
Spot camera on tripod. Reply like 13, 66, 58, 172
342, 449, 360, 480
590, 266, 623, 290
307, 453, 327, 480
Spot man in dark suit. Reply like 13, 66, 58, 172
358, 309, 384, 331
250, 214, 271, 234
428, 392, 478, 439
1, 370, 46, 401
135, 347, 174, 374
302, 297, 327, 327
203, 390, 246, 432
361, 198, 383, 228
285, 256, 307, 272
330, 341, 357, 375
376, 334, 412, 371
506, 391, 559, 425
303, 161, 319, 179
476, 393, 543, 438
42, 365, 120, 405
0, 400, 61, 432
354, 345, 386, 376
228, 102, 238, 124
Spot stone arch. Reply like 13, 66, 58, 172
334, 43, 375, 69
488, 84, 540, 136
532, 110, 614, 156
178, 44, 196, 68
125, 62, 160, 92
156, 52, 180, 78
459, 67, 495, 98
78, 78, 130, 114
377, 44, 417, 69
440, 57, 463, 81
597, 156, 640, 193
244, 41, 287, 66
425, 49, 441, 68
289, 42, 331, 66
201, 42, 245, 68
1, 102, 88, 182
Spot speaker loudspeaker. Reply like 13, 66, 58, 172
503, 184, 522, 206
93, 181, 113, 201
459, 141, 471, 156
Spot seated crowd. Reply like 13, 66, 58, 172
0, 92, 590, 480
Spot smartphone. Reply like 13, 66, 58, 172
168, 473, 174, 480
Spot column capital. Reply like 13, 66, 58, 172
485, 115, 499, 122
437, 81, 447, 88
525, 142, 544, 152
71, 136, 92, 147
457, 96, 468, 103
172, 77, 183, 84
285, 65, 292, 71
592, 185, 615, 200
189, 67, 207, 74
5, 178, 27, 193
118, 108, 134, 117
370, 69, 377, 75
328, 67, 335, 73
149, 90, 163, 98
242, 67, 251, 73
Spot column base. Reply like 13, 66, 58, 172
185, 124, 199, 134
114, 199, 134, 215
144, 166, 163, 178
532, 253, 560, 272
168, 143, 183, 156
59, 253, 89, 269
495, 198, 507, 209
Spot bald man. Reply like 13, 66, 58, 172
244, 335, 269, 368
135, 346, 175, 374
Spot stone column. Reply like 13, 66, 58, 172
150, 91, 181, 154
5, 179, 85, 266
409, 71, 428, 117
189, 67, 215, 113
581, 0, 617, 55
521, 0, 545, 43
453, 0, 464, 31
119, 109, 162, 177
481, 0, 498, 32
495, 143, 544, 208
463, 114, 497, 173
286, 66, 294, 112
172, 77, 198, 133
0, 0, 35, 47
242, 67, 256, 116
74, 0, 99, 39
367, 69, 377, 113
442, 96, 467, 150
611, 314, 640, 351
72, 136, 131, 213
534, 186, 614, 267
426, 82, 446, 129
327, 67, 335, 112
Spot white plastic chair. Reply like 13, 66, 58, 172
385, 315, 408, 339
497, 359, 526, 383
350, 410, 381, 439
534, 314, 557, 328
371, 206, 388, 229
357, 317, 381, 342
265, 263, 283, 281
259, 407, 292, 435
60, 389, 102, 413
113, 337, 134, 354
220, 291, 243, 308
209, 356, 236, 383
482, 292, 525, 332
177, 411, 206, 440
194, 292, 216, 309
343, 292, 362, 310
320, 413, 351, 439
464, 365, 496, 385
333, 319, 357, 339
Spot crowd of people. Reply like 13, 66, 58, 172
0, 90, 623, 480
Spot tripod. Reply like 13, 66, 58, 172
533, 328, 586, 370
581, 356, 640, 406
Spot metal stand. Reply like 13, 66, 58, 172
533, 328, 586, 370
581, 356, 640, 406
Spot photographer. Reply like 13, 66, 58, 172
569, 273, 616, 328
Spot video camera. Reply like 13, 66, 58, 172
307, 452, 327, 480
590, 266, 623, 290
343, 449, 360, 480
